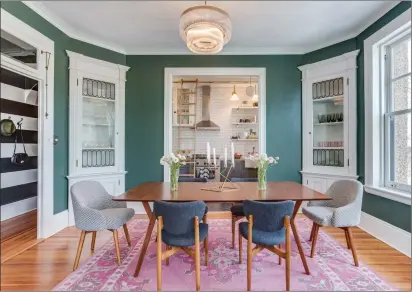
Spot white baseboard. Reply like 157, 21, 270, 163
1, 197, 37, 221
47, 210, 69, 237
359, 211, 411, 257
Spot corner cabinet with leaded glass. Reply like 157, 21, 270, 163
298, 50, 359, 194
66, 51, 129, 226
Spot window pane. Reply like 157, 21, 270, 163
391, 37, 411, 79
391, 75, 411, 111
389, 112, 411, 186
0, 29, 37, 69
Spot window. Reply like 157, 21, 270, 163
384, 36, 411, 193
364, 8, 411, 205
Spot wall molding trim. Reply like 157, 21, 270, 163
358, 211, 411, 257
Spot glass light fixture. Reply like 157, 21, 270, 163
252, 84, 258, 101
230, 85, 239, 101
179, 4, 232, 54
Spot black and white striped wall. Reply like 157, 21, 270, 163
1, 68, 38, 221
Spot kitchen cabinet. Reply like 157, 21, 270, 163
220, 159, 257, 181
66, 51, 129, 226
299, 50, 359, 190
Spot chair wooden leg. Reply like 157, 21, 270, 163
113, 230, 121, 265
344, 228, 351, 249
309, 222, 315, 241
73, 231, 86, 271
165, 245, 170, 266
194, 216, 201, 291
310, 223, 319, 258
285, 217, 291, 292
91, 231, 96, 251
232, 216, 236, 249
238, 227, 242, 264
123, 224, 131, 247
247, 215, 253, 291
203, 214, 208, 266
346, 227, 359, 267
157, 217, 163, 291
278, 244, 282, 265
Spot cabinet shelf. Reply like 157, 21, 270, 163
313, 147, 344, 150
314, 122, 343, 126
82, 147, 114, 150
312, 96, 344, 103
83, 123, 111, 126
83, 95, 115, 102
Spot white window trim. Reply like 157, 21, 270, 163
364, 8, 412, 206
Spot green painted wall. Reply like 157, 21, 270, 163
2, 2, 410, 231
1, 2, 126, 214
125, 56, 303, 189
301, 2, 411, 232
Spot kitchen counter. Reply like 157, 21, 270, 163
220, 159, 257, 181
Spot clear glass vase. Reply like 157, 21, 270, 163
258, 167, 267, 190
170, 168, 179, 191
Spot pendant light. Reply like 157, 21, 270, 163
230, 85, 239, 101
252, 84, 258, 101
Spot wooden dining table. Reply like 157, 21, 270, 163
113, 181, 331, 277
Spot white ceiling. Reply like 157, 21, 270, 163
25, 1, 399, 55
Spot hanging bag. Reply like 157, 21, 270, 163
11, 122, 28, 165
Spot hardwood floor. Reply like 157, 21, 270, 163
1, 214, 410, 291
1, 210, 37, 243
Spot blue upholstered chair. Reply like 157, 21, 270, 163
229, 177, 258, 248
154, 201, 208, 291
70, 181, 135, 270
177, 177, 209, 219
303, 180, 363, 266
239, 200, 294, 291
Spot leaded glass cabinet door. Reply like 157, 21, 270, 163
77, 75, 118, 173
308, 75, 349, 173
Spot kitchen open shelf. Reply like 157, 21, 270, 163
172, 124, 195, 128
232, 122, 258, 125
232, 138, 258, 141
233, 106, 258, 110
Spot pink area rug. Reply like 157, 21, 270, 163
54, 218, 395, 291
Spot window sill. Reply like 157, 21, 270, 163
365, 185, 411, 205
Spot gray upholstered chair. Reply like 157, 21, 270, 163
71, 181, 135, 270
302, 179, 363, 267
230, 177, 258, 248
154, 200, 208, 292
239, 200, 294, 291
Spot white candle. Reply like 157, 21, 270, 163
231, 142, 235, 166
213, 148, 216, 167
224, 147, 228, 168
206, 142, 210, 163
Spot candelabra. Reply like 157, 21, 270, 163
201, 162, 239, 192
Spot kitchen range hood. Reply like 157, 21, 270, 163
196, 86, 220, 130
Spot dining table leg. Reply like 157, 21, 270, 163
290, 200, 310, 275
134, 202, 156, 277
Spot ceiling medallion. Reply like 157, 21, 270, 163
179, 3, 232, 54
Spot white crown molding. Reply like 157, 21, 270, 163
66, 50, 130, 72
22, 1, 126, 54
23, 1, 401, 56
298, 49, 360, 72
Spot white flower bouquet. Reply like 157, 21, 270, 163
160, 153, 186, 190
249, 153, 279, 190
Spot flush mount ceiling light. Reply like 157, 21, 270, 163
230, 85, 239, 101
179, 2, 232, 54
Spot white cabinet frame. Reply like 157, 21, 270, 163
299, 50, 359, 191
66, 51, 129, 225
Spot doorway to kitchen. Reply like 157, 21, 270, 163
164, 68, 266, 211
